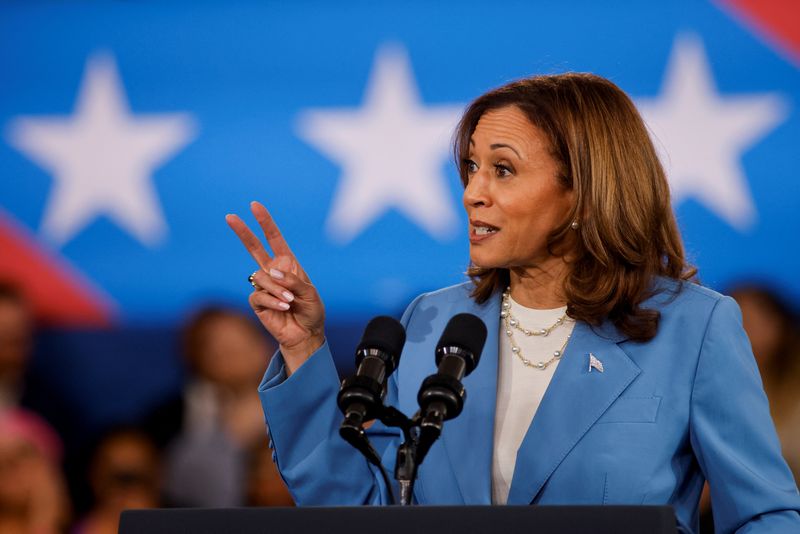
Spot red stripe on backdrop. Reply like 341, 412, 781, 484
717, 0, 800, 66
0, 210, 114, 327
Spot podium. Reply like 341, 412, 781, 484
119, 505, 677, 533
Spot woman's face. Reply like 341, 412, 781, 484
463, 106, 574, 271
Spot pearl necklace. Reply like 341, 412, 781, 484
501, 288, 571, 370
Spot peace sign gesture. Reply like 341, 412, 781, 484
226, 201, 325, 375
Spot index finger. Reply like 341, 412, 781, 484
250, 201, 296, 261
225, 213, 272, 271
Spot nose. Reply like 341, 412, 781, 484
463, 172, 490, 208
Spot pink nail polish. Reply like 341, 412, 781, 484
282, 291, 295, 302
269, 268, 284, 279
278, 302, 290, 310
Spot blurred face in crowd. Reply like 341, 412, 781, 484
462, 106, 574, 273
0, 297, 32, 383
90, 432, 160, 511
734, 291, 785, 369
195, 315, 270, 389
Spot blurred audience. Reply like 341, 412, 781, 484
74, 428, 161, 534
144, 306, 280, 507
0, 409, 70, 534
0, 287, 302, 529
0, 282, 89, 522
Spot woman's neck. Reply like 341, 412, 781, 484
508, 260, 569, 309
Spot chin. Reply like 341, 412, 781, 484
469, 250, 506, 270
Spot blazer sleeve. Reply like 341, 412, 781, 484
689, 296, 800, 533
257, 293, 426, 505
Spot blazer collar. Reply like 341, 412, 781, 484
506, 317, 639, 504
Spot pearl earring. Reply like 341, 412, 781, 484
571, 221, 579, 230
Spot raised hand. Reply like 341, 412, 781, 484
226, 201, 325, 375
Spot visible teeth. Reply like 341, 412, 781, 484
474, 226, 497, 235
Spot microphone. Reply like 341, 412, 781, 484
417, 313, 487, 431
338, 316, 406, 432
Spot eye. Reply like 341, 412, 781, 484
494, 163, 513, 177
463, 159, 478, 174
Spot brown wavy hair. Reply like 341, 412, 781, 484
454, 73, 696, 342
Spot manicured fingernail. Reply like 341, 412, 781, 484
269, 268, 284, 279
278, 302, 290, 310
282, 291, 294, 302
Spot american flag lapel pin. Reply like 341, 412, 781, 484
588, 353, 604, 373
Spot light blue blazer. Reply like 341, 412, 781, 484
259, 279, 800, 533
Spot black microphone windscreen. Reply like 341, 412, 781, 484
356, 316, 406, 363
436, 313, 488, 362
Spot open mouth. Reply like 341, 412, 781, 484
473, 225, 499, 235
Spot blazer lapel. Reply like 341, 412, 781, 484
506, 319, 640, 505
438, 291, 500, 504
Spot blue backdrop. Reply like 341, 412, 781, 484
1, 0, 798, 430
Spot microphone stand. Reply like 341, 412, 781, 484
376, 407, 416, 505
377, 407, 442, 506
341, 373, 469, 505
341, 389, 458, 505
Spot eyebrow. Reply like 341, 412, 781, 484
467, 139, 522, 159
490, 143, 521, 159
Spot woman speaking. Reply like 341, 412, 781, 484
226, 73, 800, 532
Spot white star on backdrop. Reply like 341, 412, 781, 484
637, 33, 789, 231
6, 52, 197, 247
296, 44, 463, 244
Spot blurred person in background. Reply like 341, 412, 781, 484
729, 284, 800, 476
0, 282, 76, 455
0, 409, 70, 534
74, 428, 160, 534
245, 444, 294, 507
0, 283, 33, 410
699, 283, 800, 532
144, 306, 275, 507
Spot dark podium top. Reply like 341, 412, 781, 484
119, 505, 678, 534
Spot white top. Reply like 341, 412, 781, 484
491, 296, 575, 505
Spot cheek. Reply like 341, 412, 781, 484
510, 219, 550, 258
502, 199, 568, 255
517, 187, 572, 228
